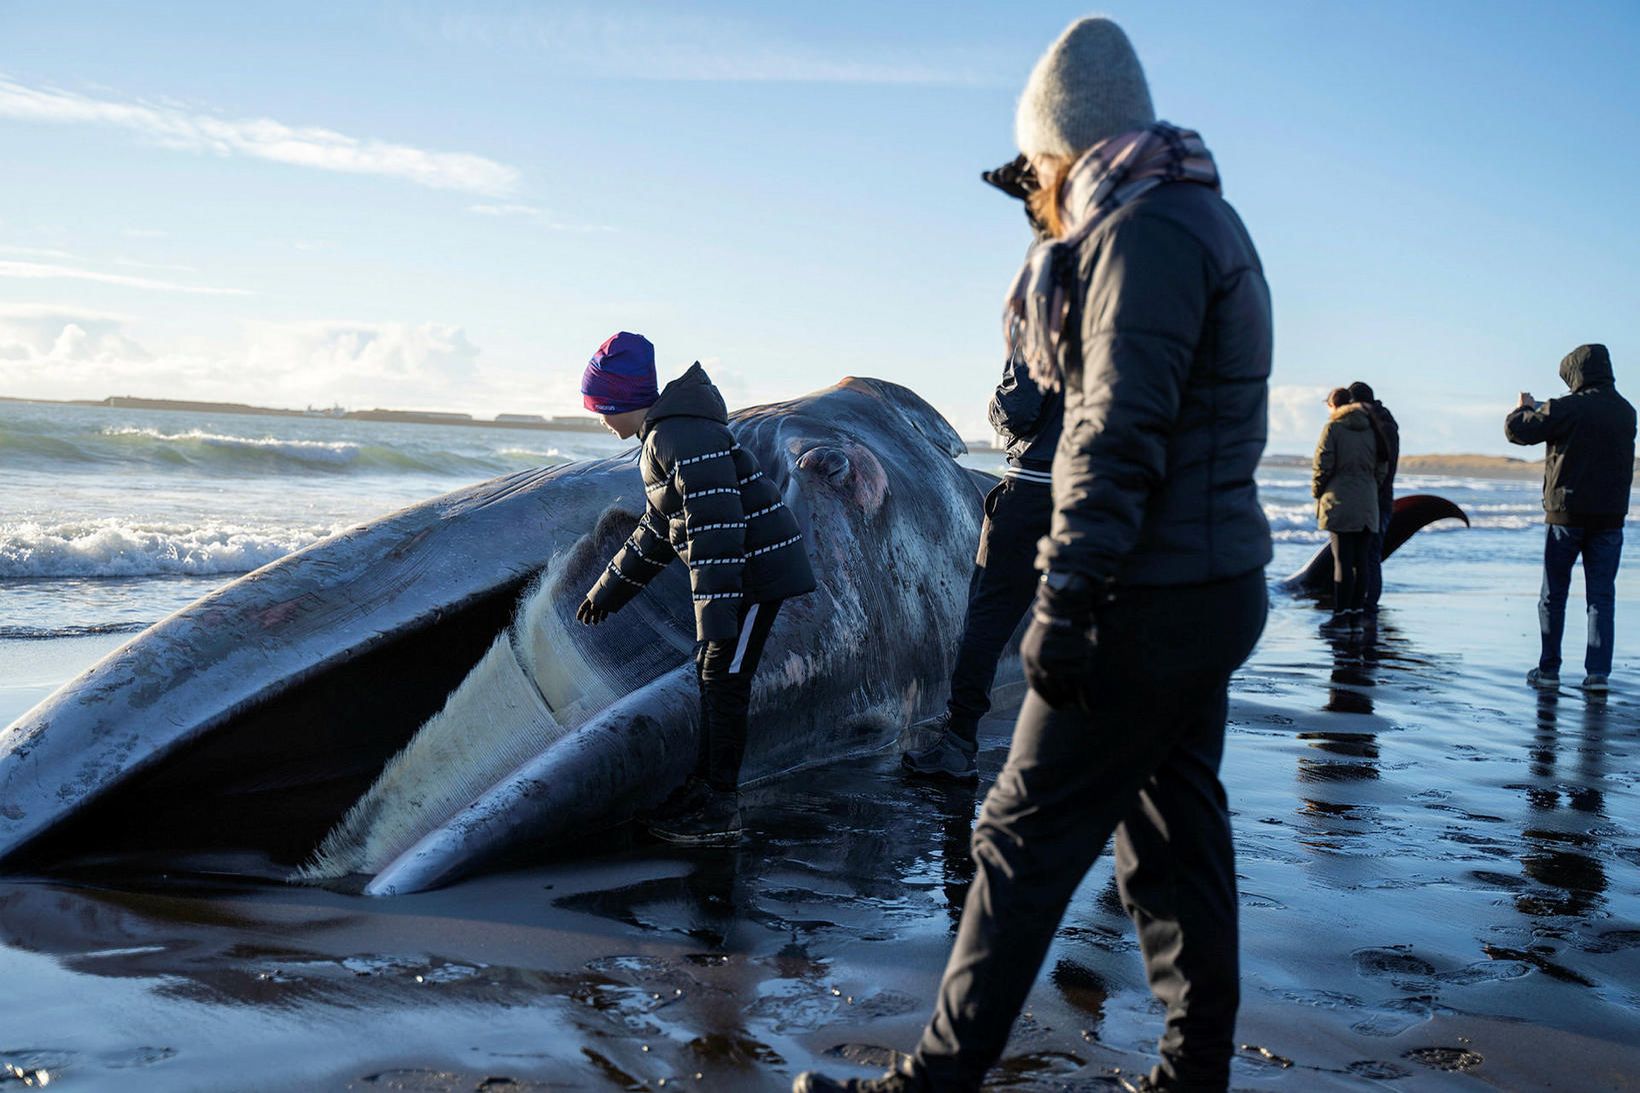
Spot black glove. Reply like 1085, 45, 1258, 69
982, 154, 1050, 239
1020, 572, 1102, 709
576, 598, 609, 626
981, 154, 1038, 201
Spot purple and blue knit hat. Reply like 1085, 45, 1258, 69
581, 331, 658, 414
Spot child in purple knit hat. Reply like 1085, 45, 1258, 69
575, 333, 816, 844
581, 331, 660, 438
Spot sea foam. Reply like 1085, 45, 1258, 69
0, 518, 335, 579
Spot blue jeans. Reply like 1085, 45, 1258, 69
1539, 525, 1623, 677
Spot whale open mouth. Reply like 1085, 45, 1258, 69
11, 532, 695, 886
7, 580, 527, 879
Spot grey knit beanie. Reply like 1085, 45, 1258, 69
1015, 17, 1155, 159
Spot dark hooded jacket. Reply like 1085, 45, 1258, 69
1505, 344, 1636, 528
1367, 400, 1399, 518
1038, 180, 1273, 586
588, 363, 816, 641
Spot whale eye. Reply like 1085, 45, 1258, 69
796, 443, 888, 514
797, 446, 852, 486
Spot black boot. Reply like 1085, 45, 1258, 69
1318, 611, 1352, 636
900, 711, 979, 782
648, 776, 712, 821
792, 1067, 924, 1092
648, 785, 741, 845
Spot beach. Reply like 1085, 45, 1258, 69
3, 402, 1639, 1090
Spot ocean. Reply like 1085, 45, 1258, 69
3, 398, 1628, 646
0, 400, 628, 641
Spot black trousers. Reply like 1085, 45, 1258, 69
914, 570, 1267, 1091
694, 598, 782, 791
1330, 530, 1370, 613
946, 477, 1055, 739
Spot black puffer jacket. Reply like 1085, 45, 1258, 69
1505, 344, 1636, 528
988, 351, 1062, 472
1366, 400, 1399, 518
588, 363, 816, 640
1039, 181, 1273, 586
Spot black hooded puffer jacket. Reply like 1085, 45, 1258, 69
1039, 181, 1273, 586
1505, 344, 1636, 528
588, 363, 816, 640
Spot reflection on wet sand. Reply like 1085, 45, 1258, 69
1515, 691, 1609, 924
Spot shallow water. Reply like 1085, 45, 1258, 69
3, 403, 1640, 1089
2, 576, 1638, 1090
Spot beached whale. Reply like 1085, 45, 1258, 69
0, 377, 984, 892
0, 377, 1467, 894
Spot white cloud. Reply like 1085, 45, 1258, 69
0, 243, 79, 261
0, 77, 521, 196
0, 258, 249, 296
113, 256, 197, 273
466, 203, 614, 232
1267, 384, 1331, 453
239, 320, 485, 407
0, 310, 564, 416
0, 305, 151, 368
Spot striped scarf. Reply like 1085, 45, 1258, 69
1004, 122, 1220, 389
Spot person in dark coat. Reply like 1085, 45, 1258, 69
902, 347, 1058, 781
1312, 388, 1388, 632
902, 163, 1063, 782
797, 16, 1271, 1093
576, 332, 817, 843
1505, 343, 1635, 692
1347, 380, 1399, 616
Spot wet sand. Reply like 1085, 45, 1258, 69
2, 558, 1639, 1091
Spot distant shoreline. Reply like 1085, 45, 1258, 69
0, 394, 608, 434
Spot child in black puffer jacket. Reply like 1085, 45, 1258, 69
575, 332, 815, 844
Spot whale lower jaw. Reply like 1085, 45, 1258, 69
365, 666, 700, 896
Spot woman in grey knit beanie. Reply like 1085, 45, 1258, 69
797, 14, 1273, 1093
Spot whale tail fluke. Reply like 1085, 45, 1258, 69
1279, 493, 1469, 595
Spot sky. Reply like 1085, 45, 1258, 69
1, 0, 1636, 454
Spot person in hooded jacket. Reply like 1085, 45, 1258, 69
1347, 381, 1399, 616
1312, 387, 1388, 632
575, 332, 817, 843
797, 15, 1271, 1093
1506, 343, 1635, 692
902, 160, 1063, 782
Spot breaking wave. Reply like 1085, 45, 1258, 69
0, 519, 338, 579
0, 425, 568, 477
